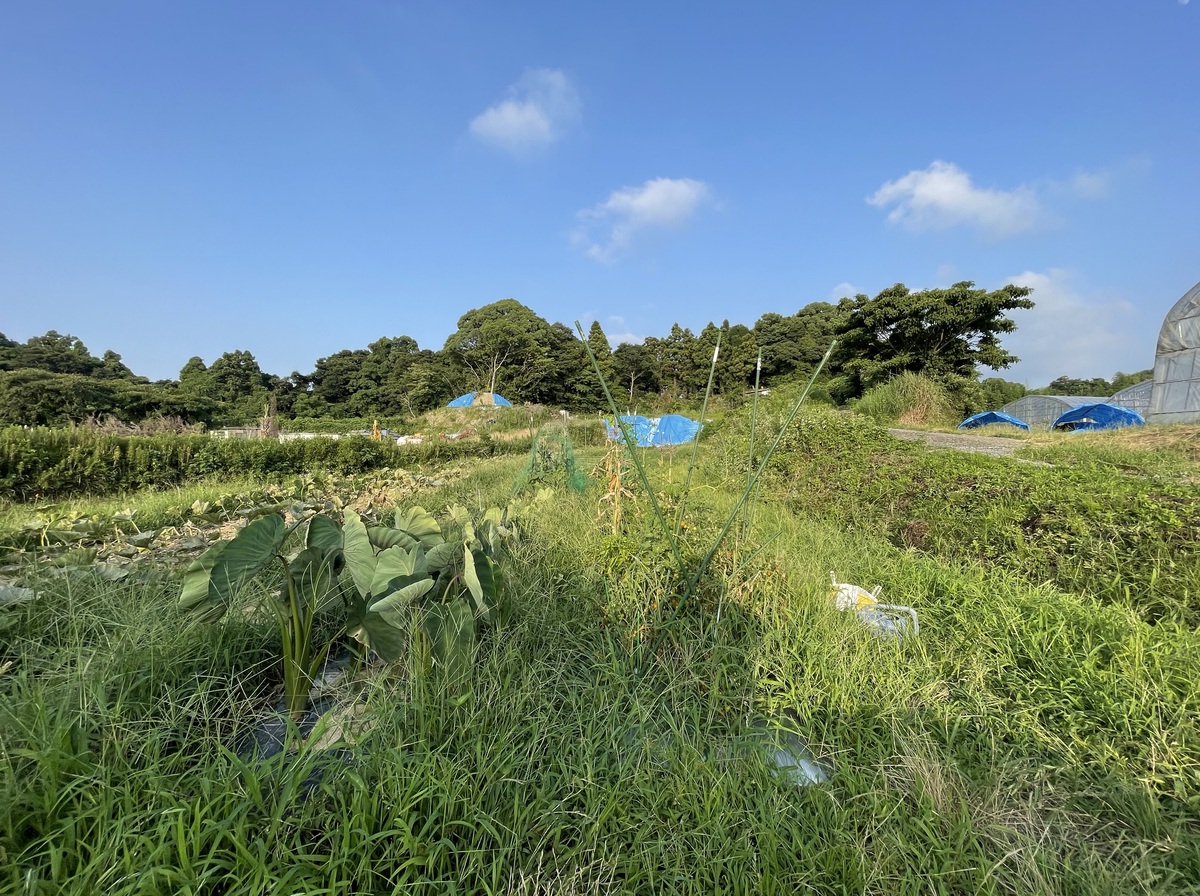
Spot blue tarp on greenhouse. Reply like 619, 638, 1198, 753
446, 392, 513, 408
1051, 403, 1145, 432
958, 411, 1030, 431
605, 414, 701, 447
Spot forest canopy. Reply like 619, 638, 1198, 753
3, 282, 1141, 428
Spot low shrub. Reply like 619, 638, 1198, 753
0, 427, 534, 501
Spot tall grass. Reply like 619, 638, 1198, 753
855, 372, 956, 427
2, 436, 1198, 892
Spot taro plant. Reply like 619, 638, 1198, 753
179, 503, 514, 719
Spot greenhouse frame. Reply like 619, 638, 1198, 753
1148, 280, 1200, 424
1000, 395, 1111, 430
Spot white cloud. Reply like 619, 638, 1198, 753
603, 315, 643, 345
1066, 169, 1111, 200
934, 262, 960, 284
828, 282, 860, 301
573, 177, 712, 263
868, 160, 1044, 240
469, 69, 580, 155
989, 269, 1147, 386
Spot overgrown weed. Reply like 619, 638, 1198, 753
2, 432, 1198, 892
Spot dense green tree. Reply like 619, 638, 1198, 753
306, 349, 369, 411
834, 282, 1034, 398
1109, 370, 1151, 392
0, 370, 115, 424
0, 331, 106, 376
443, 299, 556, 399
611, 342, 661, 406
979, 377, 1027, 408
202, 350, 272, 425
399, 350, 456, 414
1042, 375, 1112, 396
659, 324, 696, 398
178, 356, 211, 392
585, 321, 615, 386
356, 336, 421, 416
97, 350, 140, 381
751, 312, 806, 381
531, 322, 599, 409
753, 302, 842, 384
716, 321, 757, 395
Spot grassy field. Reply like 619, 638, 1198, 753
1, 410, 1198, 894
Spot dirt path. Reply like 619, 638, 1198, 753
888, 428, 1023, 457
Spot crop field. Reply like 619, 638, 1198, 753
1, 400, 1198, 895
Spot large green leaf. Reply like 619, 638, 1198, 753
448, 505, 474, 546
462, 543, 483, 605
471, 551, 502, 624
424, 542, 458, 575
286, 546, 344, 613
305, 514, 343, 553
366, 526, 419, 552
347, 596, 408, 662
477, 507, 510, 555
370, 545, 427, 598
206, 514, 287, 607
341, 509, 376, 599
369, 578, 436, 627
179, 540, 231, 622
397, 506, 444, 548
421, 599, 476, 682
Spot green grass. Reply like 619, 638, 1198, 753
854, 372, 958, 428
2, 441, 1198, 894
0, 475, 268, 536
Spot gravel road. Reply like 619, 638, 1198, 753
888, 428, 1022, 457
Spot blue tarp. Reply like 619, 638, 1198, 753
650, 414, 702, 446
446, 392, 513, 408
605, 414, 701, 447
958, 411, 1030, 431
1051, 403, 1145, 432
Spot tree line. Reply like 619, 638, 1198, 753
0, 280, 1143, 428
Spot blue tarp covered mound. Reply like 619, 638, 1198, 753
605, 414, 701, 447
958, 411, 1030, 431
650, 414, 702, 446
447, 391, 513, 408
1051, 403, 1145, 432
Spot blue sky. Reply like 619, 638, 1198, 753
1, 1, 1197, 387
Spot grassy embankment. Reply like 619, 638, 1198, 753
1, 406, 1197, 894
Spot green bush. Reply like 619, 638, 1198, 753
0, 428, 534, 501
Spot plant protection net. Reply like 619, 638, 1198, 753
515, 423, 588, 493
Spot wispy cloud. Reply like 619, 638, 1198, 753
603, 315, 643, 345
867, 161, 1044, 240
573, 178, 712, 263
469, 69, 580, 156
992, 269, 1146, 385
828, 282, 861, 301
1065, 169, 1112, 200
579, 313, 643, 345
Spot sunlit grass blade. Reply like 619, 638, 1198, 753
675, 332, 720, 540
